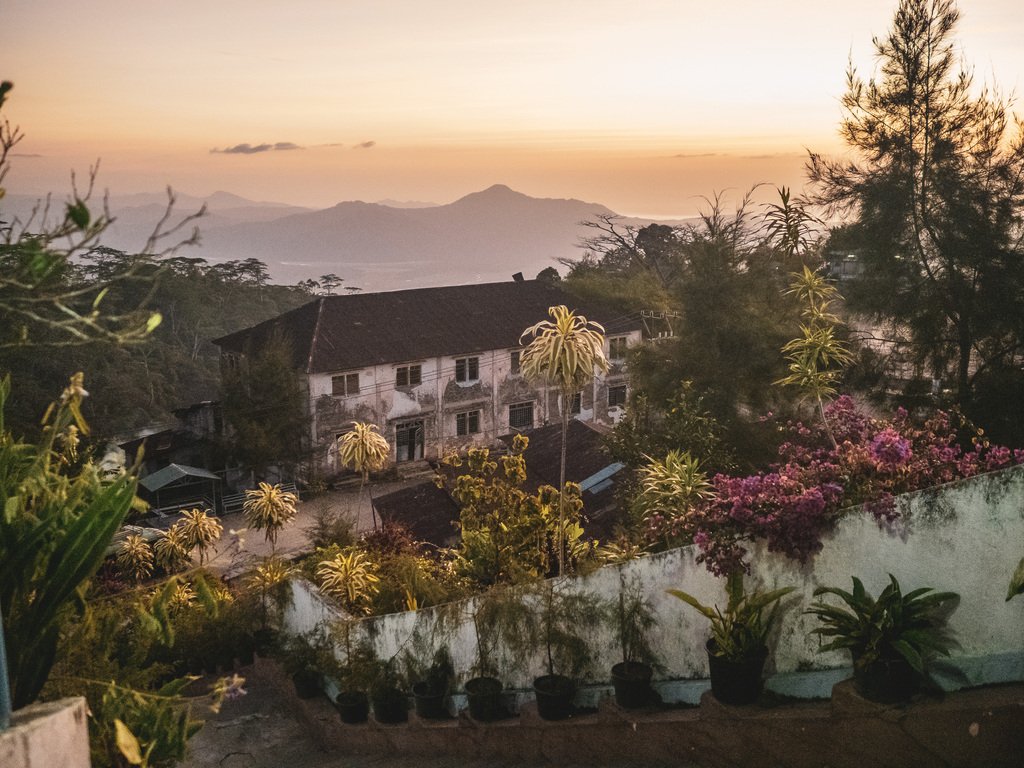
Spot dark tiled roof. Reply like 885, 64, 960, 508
214, 280, 641, 374
373, 480, 461, 548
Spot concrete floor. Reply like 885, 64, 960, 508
180, 656, 525, 768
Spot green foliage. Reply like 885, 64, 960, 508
316, 549, 380, 615
222, 332, 310, 473
533, 580, 605, 681
807, 0, 1024, 434
117, 535, 154, 583
635, 450, 712, 521
667, 571, 796, 662
439, 438, 587, 586
613, 573, 660, 670
94, 678, 203, 768
242, 481, 298, 550
807, 575, 959, 676
0, 374, 139, 709
1007, 557, 1024, 602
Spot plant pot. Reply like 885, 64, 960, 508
412, 682, 448, 720
237, 638, 256, 667
853, 652, 921, 703
253, 628, 276, 656
706, 640, 767, 705
292, 668, 322, 699
533, 674, 575, 721
464, 676, 503, 722
371, 687, 408, 724
335, 690, 369, 724
611, 661, 654, 709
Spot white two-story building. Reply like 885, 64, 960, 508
215, 279, 643, 471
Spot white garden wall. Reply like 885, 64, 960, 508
284, 464, 1024, 703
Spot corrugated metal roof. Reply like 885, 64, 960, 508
214, 280, 642, 374
139, 463, 220, 492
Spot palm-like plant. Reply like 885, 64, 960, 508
154, 524, 193, 572
179, 508, 223, 566
243, 483, 297, 552
337, 421, 390, 529
776, 267, 852, 447
316, 550, 380, 615
637, 450, 713, 520
520, 305, 609, 575
117, 534, 154, 583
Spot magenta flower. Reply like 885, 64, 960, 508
869, 428, 912, 467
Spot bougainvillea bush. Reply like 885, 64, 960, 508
646, 397, 1024, 576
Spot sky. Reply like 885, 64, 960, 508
4, 0, 1024, 218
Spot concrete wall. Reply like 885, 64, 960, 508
0, 698, 90, 768
284, 464, 1024, 704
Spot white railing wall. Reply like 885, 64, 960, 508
284, 464, 1024, 702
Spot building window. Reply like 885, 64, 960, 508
510, 349, 521, 375
456, 410, 481, 436
332, 372, 359, 397
509, 401, 534, 430
569, 392, 582, 415
396, 364, 421, 387
608, 336, 629, 361
608, 385, 627, 408
455, 356, 479, 383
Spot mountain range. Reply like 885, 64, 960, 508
4, 184, 687, 292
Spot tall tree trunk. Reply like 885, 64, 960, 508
558, 403, 568, 576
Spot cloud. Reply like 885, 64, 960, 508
315, 142, 347, 148
11, 152, 43, 158
671, 152, 720, 158
352, 141, 376, 149
211, 142, 304, 155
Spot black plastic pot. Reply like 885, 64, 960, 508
464, 676, 503, 722
706, 640, 767, 705
335, 690, 369, 724
371, 687, 408, 724
533, 674, 575, 721
853, 652, 920, 703
412, 682, 448, 719
292, 668, 322, 699
611, 661, 654, 709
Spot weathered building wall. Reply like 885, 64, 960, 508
308, 330, 640, 472
0, 698, 91, 768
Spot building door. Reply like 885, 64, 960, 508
395, 420, 424, 462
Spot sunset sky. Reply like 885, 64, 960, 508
4, 0, 1024, 218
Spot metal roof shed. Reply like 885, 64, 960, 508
139, 463, 220, 516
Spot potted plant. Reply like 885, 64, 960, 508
369, 660, 409, 724
279, 632, 329, 699
409, 647, 455, 720
531, 580, 603, 720
610, 573, 661, 709
806, 574, 959, 703
667, 570, 795, 705
331, 618, 372, 724
462, 586, 531, 722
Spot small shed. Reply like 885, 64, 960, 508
138, 463, 220, 518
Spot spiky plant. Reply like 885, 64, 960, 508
317, 549, 380, 615
180, 508, 223, 565
167, 582, 197, 614
243, 482, 298, 552
117, 534, 154, 583
154, 523, 193, 572
637, 450, 713, 520
520, 305, 609, 575
337, 421, 390, 529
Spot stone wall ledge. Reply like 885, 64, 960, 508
292, 680, 1024, 768
0, 697, 90, 768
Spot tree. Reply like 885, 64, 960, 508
807, 0, 1024, 431
337, 421, 390, 529
520, 305, 608, 575
243, 482, 298, 552
220, 329, 310, 474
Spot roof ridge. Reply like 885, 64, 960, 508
306, 296, 326, 374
